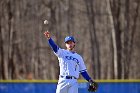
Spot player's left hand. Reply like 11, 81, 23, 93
88, 80, 98, 92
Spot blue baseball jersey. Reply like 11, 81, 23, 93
47, 37, 92, 93
54, 48, 86, 79
48, 38, 91, 81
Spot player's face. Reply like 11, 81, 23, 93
65, 41, 75, 50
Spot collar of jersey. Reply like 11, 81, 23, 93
67, 50, 76, 54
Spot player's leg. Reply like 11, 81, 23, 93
56, 79, 69, 93
68, 82, 78, 93
56, 83, 69, 93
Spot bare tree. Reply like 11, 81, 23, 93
0, 0, 140, 80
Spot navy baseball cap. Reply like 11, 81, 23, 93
64, 36, 75, 43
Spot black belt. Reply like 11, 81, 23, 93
60, 75, 77, 79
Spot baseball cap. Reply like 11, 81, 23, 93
64, 36, 75, 43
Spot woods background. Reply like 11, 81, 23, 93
0, 0, 140, 80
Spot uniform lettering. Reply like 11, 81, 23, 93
65, 56, 79, 64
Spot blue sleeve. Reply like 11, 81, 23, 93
81, 71, 91, 81
48, 38, 59, 53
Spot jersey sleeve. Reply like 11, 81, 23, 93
79, 56, 87, 73
48, 38, 59, 53
54, 48, 63, 57
48, 38, 64, 57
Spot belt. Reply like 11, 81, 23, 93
60, 75, 77, 79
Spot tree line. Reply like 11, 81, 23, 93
0, 0, 140, 80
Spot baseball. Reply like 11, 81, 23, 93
44, 20, 48, 24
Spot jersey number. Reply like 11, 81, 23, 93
75, 65, 77, 71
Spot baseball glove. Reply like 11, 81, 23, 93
88, 80, 98, 92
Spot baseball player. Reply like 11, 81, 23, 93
44, 31, 98, 93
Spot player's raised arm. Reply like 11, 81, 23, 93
44, 31, 51, 39
44, 31, 59, 53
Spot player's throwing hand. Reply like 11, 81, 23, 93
44, 31, 50, 39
